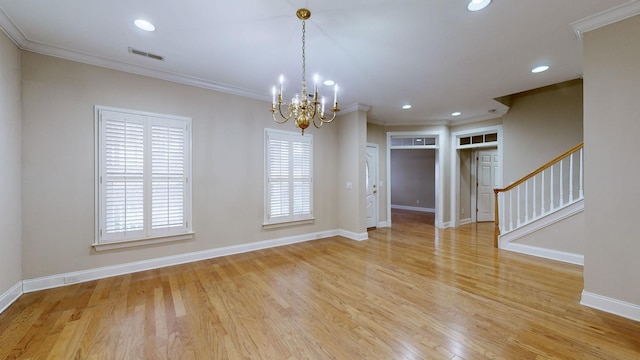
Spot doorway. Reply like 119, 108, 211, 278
386, 131, 444, 228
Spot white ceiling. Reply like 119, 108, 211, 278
0, 0, 636, 125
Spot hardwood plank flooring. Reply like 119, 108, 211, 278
1, 209, 640, 359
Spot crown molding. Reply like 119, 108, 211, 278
571, 0, 640, 39
0, 11, 270, 103
340, 103, 371, 115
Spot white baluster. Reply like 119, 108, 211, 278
569, 153, 574, 202
541, 169, 546, 215
550, 165, 554, 211
509, 191, 513, 231
579, 148, 584, 199
525, 181, 529, 223
532, 176, 537, 219
517, 185, 521, 227
559, 159, 564, 206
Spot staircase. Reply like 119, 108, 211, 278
493, 143, 584, 262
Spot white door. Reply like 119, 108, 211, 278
366, 145, 379, 228
476, 149, 499, 222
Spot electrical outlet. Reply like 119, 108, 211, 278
416, 199, 420, 205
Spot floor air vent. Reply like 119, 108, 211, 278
128, 47, 164, 61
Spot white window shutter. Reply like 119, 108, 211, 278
101, 111, 146, 241
150, 118, 187, 234
265, 130, 313, 224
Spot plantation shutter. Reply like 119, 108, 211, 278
265, 130, 313, 224
101, 111, 146, 241
150, 117, 187, 235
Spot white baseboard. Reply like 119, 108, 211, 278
581, 290, 640, 322
377, 221, 389, 228
500, 242, 584, 265
338, 229, 368, 241
0, 282, 23, 314
23, 229, 341, 293
459, 217, 472, 225
391, 205, 435, 213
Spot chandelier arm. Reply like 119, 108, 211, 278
272, 102, 293, 124
320, 108, 339, 124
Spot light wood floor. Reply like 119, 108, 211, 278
2, 209, 640, 359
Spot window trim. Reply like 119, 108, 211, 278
94, 105, 193, 250
263, 128, 314, 227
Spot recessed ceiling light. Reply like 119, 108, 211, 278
134, 19, 155, 32
452, 111, 462, 116
323, 80, 335, 86
402, 104, 412, 110
467, 0, 492, 11
531, 65, 550, 73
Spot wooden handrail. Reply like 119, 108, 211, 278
493, 142, 584, 247
494, 142, 583, 194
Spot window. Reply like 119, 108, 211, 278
95, 106, 192, 248
264, 129, 313, 225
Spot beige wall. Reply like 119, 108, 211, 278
337, 110, 367, 235
0, 31, 22, 295
20, 52, 340, 279
502, 79, 583, 184
517, 211, 584, 254
583, 15, 640, 305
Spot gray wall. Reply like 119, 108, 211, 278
583, 15, 640, 306
390, 149, 436, 209
0, 31, 22, 298
20, 51, 341, 279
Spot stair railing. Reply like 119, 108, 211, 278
493, 142, 584, 247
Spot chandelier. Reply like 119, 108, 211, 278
271, 8, 340, 135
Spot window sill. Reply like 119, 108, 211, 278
262, 218, 315, 230
92, 232, 194, 252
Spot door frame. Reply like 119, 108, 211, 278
450, 125, 503, 227
366, 143, 379, 228
386, 130, 446, 228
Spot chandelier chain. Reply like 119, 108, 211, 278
301, 20, 306, 87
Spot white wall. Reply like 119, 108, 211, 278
0, 30, 22, 298
583, 15, 640, 308
20, 52, 341, 279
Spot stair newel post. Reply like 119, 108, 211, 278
494, 189, 500, 247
